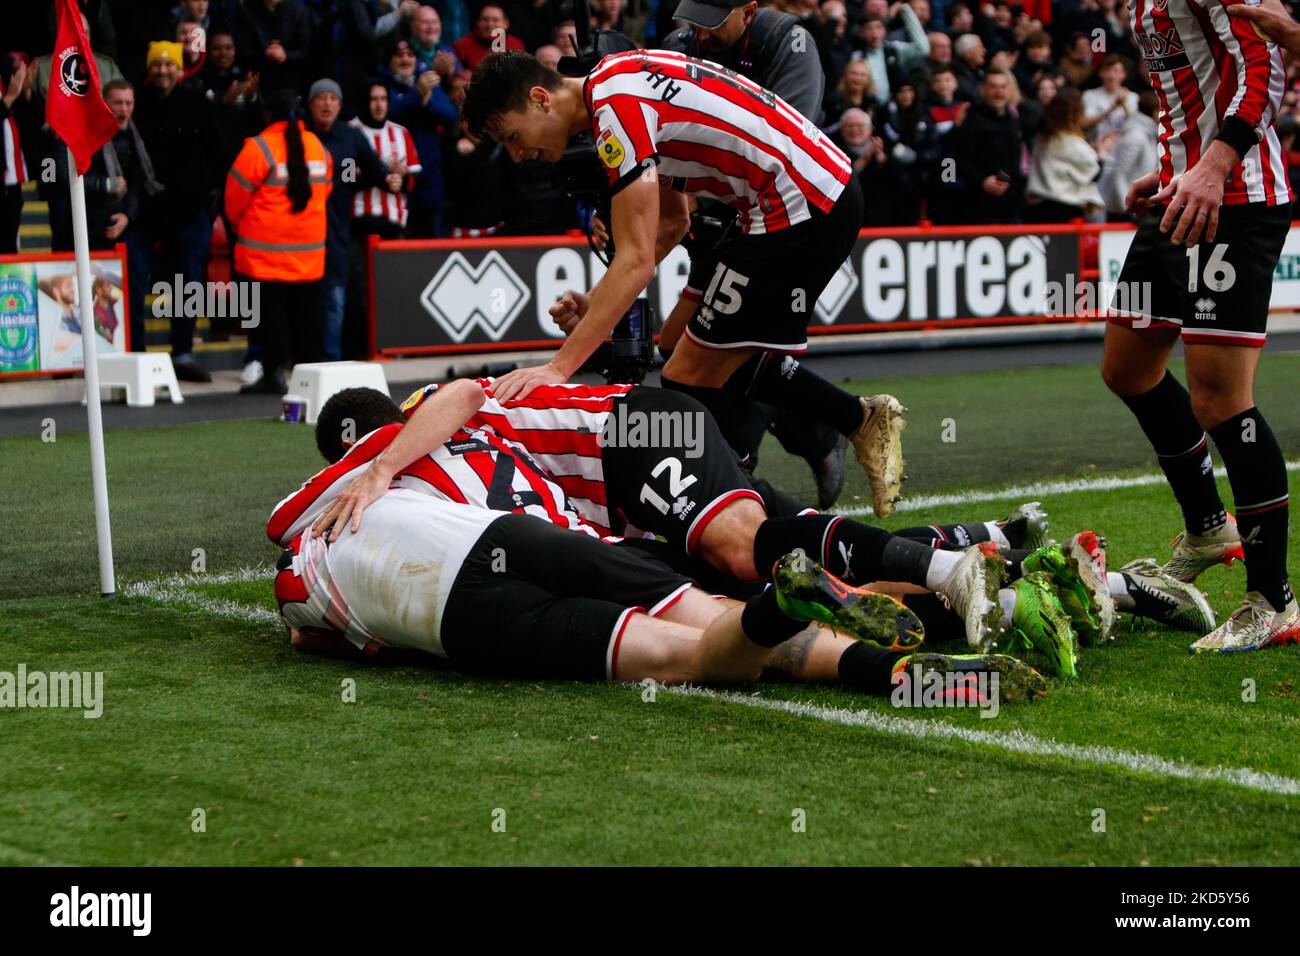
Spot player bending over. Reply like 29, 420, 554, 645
460, 50, 908, 519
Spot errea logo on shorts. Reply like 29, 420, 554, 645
50, 886, 151, 936
1193, 297, 1216, 321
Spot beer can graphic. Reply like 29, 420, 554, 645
0, 264, 40, 372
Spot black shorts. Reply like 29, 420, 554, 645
440, 514, 693, 681
686, 175, 864, 351
602, 387, 814, 555
1109, 202, 1290, 347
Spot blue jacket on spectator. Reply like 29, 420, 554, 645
385, 67, 458, 224
314, 119, 391, 284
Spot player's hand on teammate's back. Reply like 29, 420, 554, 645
1223, 0, 1300, 55
312, 468, 395, 541
492, 363, 567, 402
549, 289, 590, 335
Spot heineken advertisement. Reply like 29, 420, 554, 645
0, 248, 128, 378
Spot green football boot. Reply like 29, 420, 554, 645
890, 652, 1049, 705
1004, 571, 1079, 679
1021, 531, 1114, 645
771, 549, 925, 652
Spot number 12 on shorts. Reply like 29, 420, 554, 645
639, 456, 699, 515
1186, 243, 1237, 293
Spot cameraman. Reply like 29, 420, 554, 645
657, 0, 850, 508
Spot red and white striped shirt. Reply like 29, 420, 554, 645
1130, 0, 1290, 205
584, 49, 853, 234
347, 117, 421, 227
402, 379, 634, 535
1, 77, 26, 188
267, 421, 602, 550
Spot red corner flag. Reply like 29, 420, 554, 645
45, 0, 119, 175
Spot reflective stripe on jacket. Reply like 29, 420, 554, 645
224, 121, 332, 282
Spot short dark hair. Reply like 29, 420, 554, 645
315, 388, 404, 463
103, 79, 133, 96
462, 51, 562, 139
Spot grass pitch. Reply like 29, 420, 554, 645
3, 354, 1300, 866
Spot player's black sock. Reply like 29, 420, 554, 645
1120, 371, 1226, 534
753, 514, 934, 586
901, 593, 966, 641
741, 353, 865, 437
661, 375, 756, 465
1002, 548, 1032, 582
740, 587, 809, 647
893, 522, 992, 549
1208, 407, 1293, 609
837, 641, 907, 695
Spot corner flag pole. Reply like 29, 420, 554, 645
68, 146, 116, 597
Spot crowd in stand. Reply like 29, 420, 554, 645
2, 0, 1300, 386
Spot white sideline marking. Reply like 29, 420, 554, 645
837, 460, 1300, 517
123, 567, 279, 625
666, 685, 1300, 797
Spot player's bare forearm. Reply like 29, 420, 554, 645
549, 256, 654, 377
370, 379, 486, 481
550, 176, 661, 377
654, 186, 691, 263
312, 380, 486, 540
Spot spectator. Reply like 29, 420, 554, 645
1098, 89, 1158, 221
534, 44, 563, 71
892, 0, 933, 39
1018, 72, 1058, 139
922, 30, 953, 76
31, 12, 125, 102
982, 1, 1018, 55
1024, 87, 1102, 223
408, 4, 459, 78
878, 80, 939, 224
854, 7, 929, 106
592, 0, 626, 32
347, 80, 420, 357
171, 0, 231, 36
1081, 54, 1137, 144
331, 1, 393, 114
1013, 29, 1058, 96
507, 0, 560, 52
388, 38, 459, 237
925, 65, 965, 135
1058, 32, 1097, 89
812, 1, 856, 89
380, 38, 420, 95
453, 5, 527, 72
823, 57, 877, 129
175, 19, 207, 87
226, 89, 331, 393
430, 0, 473, 46
349, 81, 420, 240
234, 0, 314, 95
307, 78, 397, 361
132, 40, 222, 382
952, 32, 985, 102
0, 59, 31, 255
443, 123, 513, 236
945, 1, 974, 38
376, 0, 423, 41
836, 108, 893, 223
947, 67, 1024, 223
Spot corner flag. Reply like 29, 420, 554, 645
46, 0, 121, 597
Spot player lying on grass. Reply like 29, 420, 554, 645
305, 385, 1215, 678
267, 422, 1049, 702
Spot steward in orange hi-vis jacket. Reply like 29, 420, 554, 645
225, 119, 332, 281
